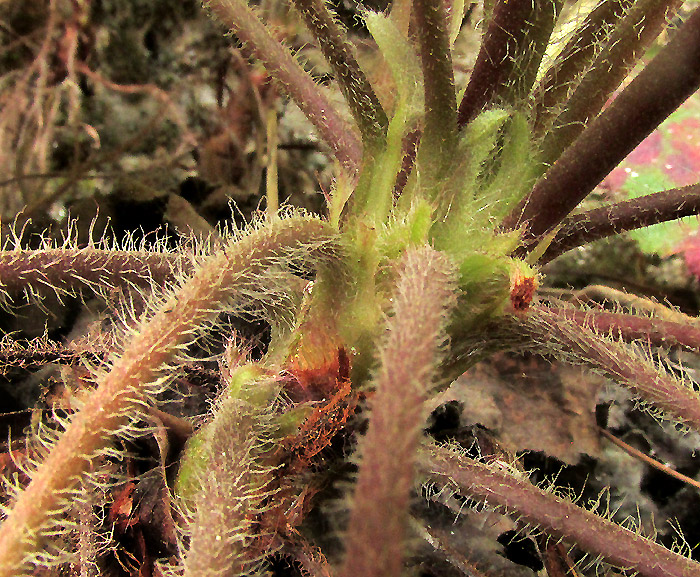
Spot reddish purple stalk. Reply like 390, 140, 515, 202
424, 444, 700, 577
504, 6, 700, 251
341, 248, 455, 577
540, 183, 700, 263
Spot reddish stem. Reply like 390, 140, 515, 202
424, 444, 700, 577
291, 0, 387, 146
0, 248, 184, 300
503, 6, 700, 251
538, 0, 682, 165
518, 305, 700, 432
457, 0, 536, 127
341, 248, 455, 577
540, 182, 700, 263
531, 0, 634, 135
537, 305, 700, 353
205, 0, 363, 173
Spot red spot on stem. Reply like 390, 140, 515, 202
510, 273, 537, 311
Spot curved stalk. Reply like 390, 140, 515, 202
517, 305, 700, 432
291, 0, 388, 147
341, 248, 456, 577
0, 216, 335, 576
0, 248, 185, 305
531, 0, 634, 135
458, 0, 562, 127
424, 443, 700, 577
539, 0, 682, 166
532, 304, 700, 352
414, 0, 458, 186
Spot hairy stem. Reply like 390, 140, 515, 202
533, 304, 700, 353
340, 247, 455, 577
515, 0, 563, 106
457, 0, 561, 127
423, 443, 700, 577
0, 335, 103, 375
540, 182, 700, 262
181, 387, 278, 577
205, 0, 362, 173
0, 248, 185, 303
504, 5, 700, 249
0, 216, 334, 576
291, 0, 388, 147
539, 0, 682, 165
414, 0, 458, 184
531, 0, 634, 135
516, 305, 700, 432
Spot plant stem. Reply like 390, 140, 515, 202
0, 216, 334, 576
291, 0, 388, 147
515, 0, 563, 106
394, 127, 422, 199
533, 305, 700, 353
599, 428, 700, 491
539, 0, 682, 166
423, 443, 700, 577
0, 248, 184, 303
540, 183, 700, 263
340, 248, 455, 577
457, 0, 561, 127
517, 305, 700, 432
205, 0, 362, 173
181, 389, 278, 577
0, 335, 103, 375
266, 109, 279, 219
503, 5, 700, 250
531, 0, 634, 135
414, 0, 458, 184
